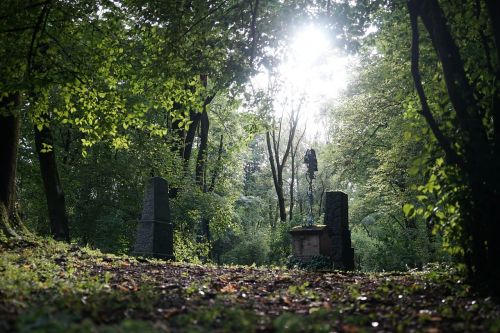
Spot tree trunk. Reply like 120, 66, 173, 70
195, 107, 210, 244
485, 0, 500, 297
171, 109, 202, 164
0, 93, 22, 238
266, 131, 286, 222
485, 0, 500, 165
268, 201, 275, 229
196, 106, 209, 189
297, 170, 303, 215
317, 179, 325, 219
208, 134, 224, 192
289, 127, 305, 223
289, 145, 295, 223
169, 107, 202, 199
408, 0, 500, 295
34, 123, 70, 242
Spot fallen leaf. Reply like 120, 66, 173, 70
221, 283, 237, 293
341, 324, 359, 333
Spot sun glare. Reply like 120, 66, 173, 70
283, 25, 348, 138
290, 25, 330, 65
252, 24, 349, 140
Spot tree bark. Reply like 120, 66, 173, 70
34, 123, 70, 242
268, 201, 274, 228
485, 0, 500, 160
195, 106, 210, 245
266, 131, 286, 222
289, 126, 305, 223
408, 4, 462, 167
289, 144, 295, 223
208, 134, 224, 192
0, 93, 22, 238
196, 106, 209, 189
171, 109, 202, 164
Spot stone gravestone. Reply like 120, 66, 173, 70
324, 191, 354, 270
133, 177, 174, 260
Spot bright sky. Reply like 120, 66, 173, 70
251, 24, 350, 140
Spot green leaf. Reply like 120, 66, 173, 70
416, 195, 427, 202
402, 203, 415, 218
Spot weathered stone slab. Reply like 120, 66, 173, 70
324, 191, 354, 270
141, 177, 170, 222
133, 177, 174, 260
290, 226, 324, 258
325, 191, 348, 234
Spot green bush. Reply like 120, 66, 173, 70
220, 226, 270, 266
287, 255, 334, 271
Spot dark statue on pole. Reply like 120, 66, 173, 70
304, 149, 318, 225
291, 148, 354, 270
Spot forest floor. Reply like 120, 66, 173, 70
0, 238, 499, 333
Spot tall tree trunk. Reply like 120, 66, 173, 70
34, 123, 70, 242
169, 89, 214, 200
0, 93, 22, 238
1, 0, 51, 239
195, 106, 210, 244
268, 201, 275, 229
297, 174, 303, 215
168, 109, 202, 199
171, 110, 202, 164
289, 126, 305, 223
208, 134, 224, 192
317, 178, 325, 219
196, 106, 209, 189
266, 131, 286, 222
289, 146, 295, 223
485, 0, 500, 165
485, 0, 500, 296
408, 0, 500, 295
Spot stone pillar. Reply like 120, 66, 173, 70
324, 191, 354, 270
133, 177, 174, 260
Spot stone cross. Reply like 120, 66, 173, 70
324, 191, 354, 270
133, 177, 174, 260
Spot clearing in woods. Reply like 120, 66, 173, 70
1, 238, 499, 332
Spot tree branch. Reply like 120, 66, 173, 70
408, 1, 463, 167
249, 0, 260, 63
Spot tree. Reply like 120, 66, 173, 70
407, 0, 500, 294
0, 93, 22, 238
315, 2, 453, 270
266, 99, 301, 223
289, 126, 306, 222
0, 0, 220, 239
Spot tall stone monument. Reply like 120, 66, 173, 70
290, 190, 355, 270
133, 177, 174, 260
324, 191, 354, 270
